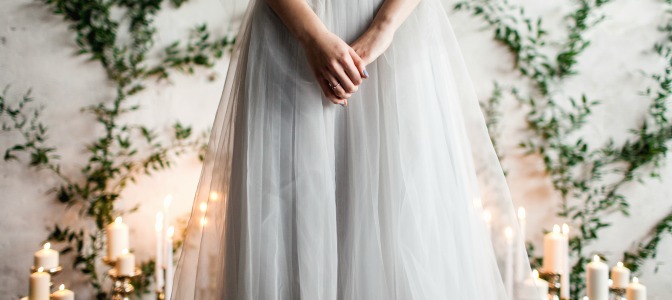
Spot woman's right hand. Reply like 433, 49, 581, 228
300, 30, 368, 106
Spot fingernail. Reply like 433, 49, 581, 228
363, 69, 369, 78
339, 103, 345, 107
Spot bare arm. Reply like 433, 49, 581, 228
352, 0, 422, 65
265, 0, 367, 106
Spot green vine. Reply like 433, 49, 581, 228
1, 0, 234, 298
456, 0, 672, 298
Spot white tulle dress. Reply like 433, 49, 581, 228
171, 0, 544, 299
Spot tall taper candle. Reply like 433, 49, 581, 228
34, 242, 59, 270
155, 212, 164, 291
626, 277, 646, 300
516, 207, 526, 283
505, 227, 514, 300
165, 226, 175, 300
107, 217, 129, 261
163, 195, 172, 267
29, 267, 50, 300
482, 210, 492, 236
611, 261, 630, 289
587, 255, 608, 300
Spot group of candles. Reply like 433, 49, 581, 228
156, 195, 176, 299
484, 207, 649, 300
28, 243, 74, 300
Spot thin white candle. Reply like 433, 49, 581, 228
163, 195, 172, 267
51, 284, 74, 300
626, 277, 647, 300
516, 207, 526, 283
107, 217, 129, 261
505, 226, 514, 300
611, 261, 630, 289
165, 226, 175, 300
586, 255, 608, 300
29, 267, 50, 300
155, 212, 164, 292
561, 223, 570, 299
116, 249, 135, 276
34, 242, 59, 270
482, 210, 492, 236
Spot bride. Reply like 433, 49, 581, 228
171, 0, 543, 299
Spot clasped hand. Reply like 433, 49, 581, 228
301, 27, 393, 107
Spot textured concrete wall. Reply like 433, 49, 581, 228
0, 0, 669, 298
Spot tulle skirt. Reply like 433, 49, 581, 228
172, 0, 542, 299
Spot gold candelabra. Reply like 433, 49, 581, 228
539, 271, 562, 300
103, 256, 142, 300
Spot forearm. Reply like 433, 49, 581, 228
265, 0, 327, 45
370, 0, 422, 36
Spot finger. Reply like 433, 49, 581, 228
327, 61, 357, 94
317, 77, 346, 105
349, 48, 368, 79
340, 52, 363, 86
323, 71, 352, 99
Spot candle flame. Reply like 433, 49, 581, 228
482, 210, 492, 223
593, 255, 601, 262
168, 226, 175, 238
562, 223, 569, 235
504, 226, 513, 239
115, 216, 122, 224
532, 269, 539, 279
200, 202, 208, 212
37, 267, 44, 272
583, 297, 589, 300
155, 212, 163, 231
617, 261, 624, 268
43, 242, 51, 250
122, 248, 129, 255
59, 284, 65, 291
164, 195, 172, 207
210, 191, 219, 201
552, 224, 560, 233
517, 207, 526, 220
200, 217, 207, 226
608, 279, 613, 286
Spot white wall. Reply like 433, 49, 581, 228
0, 0, 669, 298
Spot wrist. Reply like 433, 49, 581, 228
370, 13, 398, 37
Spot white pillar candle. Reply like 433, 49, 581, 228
29, 267, 50, 300
626, 277, 646, 300
542, 224, 565, 274
504, 227, 514, 300
586, 255, 609, 300
165, 226, 175, 300
516, 207, 527, 283
51, 284, 74, 300
155, 212, 165, 291
34, 242, 59, 270
611, 261, 630, 289
116, 249, 135, 276
107, 217, 129, 261
518, 270, 548, 300
561, 224, 570, 299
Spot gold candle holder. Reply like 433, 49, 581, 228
108, 267, 142, 300
30, 265, 63, 277
156, 290, 166, 300
539, 271, 562, 300
102, 256, 117, 267
609, 286, 627, 300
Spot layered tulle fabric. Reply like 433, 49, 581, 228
171, 0, 544, 299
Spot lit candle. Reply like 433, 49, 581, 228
155, 212, 164, 291
586, 255, 609, 300
107, 217, 129, 261
51, 284, 74, 300
516, 207, 526, 283
165, 226, 175, 300
482, 210, 492, 235
504, 226, 514, 300
561, 223, 570, 299
34, 242, 59, 270
610, 261, 630, 289
116, 249, 135, 276
626, 277, 647, 300
518, 270, 548, 300
542, 225, 565, 274
29, 267, 50, 300
200, 201, 208, 227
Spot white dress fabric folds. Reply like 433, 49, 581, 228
171, 0, 544, 299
